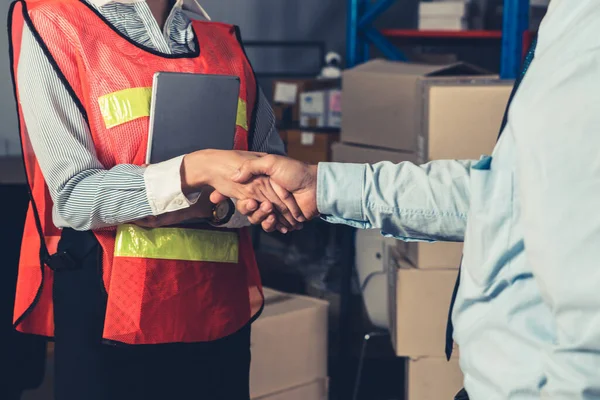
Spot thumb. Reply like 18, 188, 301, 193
233, 156, 275, 183
210, 190, 229, 204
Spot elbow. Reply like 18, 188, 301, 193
54, 192, 98, 232
56, 209, 94, 231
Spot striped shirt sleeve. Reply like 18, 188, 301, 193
17, 22, 156, 231
17, 22, 285, 231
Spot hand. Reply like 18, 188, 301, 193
182, 150, 304, 230
211, 155, 318, 232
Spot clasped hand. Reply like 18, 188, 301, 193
135, 150, 317, 232
206, 151, 318, 233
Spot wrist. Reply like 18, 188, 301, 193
181, 150, 211, 194
195, 189, 215, 219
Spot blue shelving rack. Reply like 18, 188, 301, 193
346, 0, 531, 79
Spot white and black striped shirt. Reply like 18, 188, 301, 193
17, 0, 283, 230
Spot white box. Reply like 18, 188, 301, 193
355, 229, 398, 329
419, 16, 468, 30
419, 1, 468, 17
300, 90, 341, 128
252, 379, 328, 400
250, 289, 328, 398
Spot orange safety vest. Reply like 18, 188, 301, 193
9, 0, 264, 345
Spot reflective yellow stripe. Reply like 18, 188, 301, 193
114, 224, 238, 263
98, 87, 152, 129
99, 87, 248, 131
236, 98, 248, 131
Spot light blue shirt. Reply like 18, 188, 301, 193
317, 1, 600, 398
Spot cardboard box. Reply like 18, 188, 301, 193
250, 288, 328, 398
406, 357, 463, 400
403, 241, 463, 270
388, 249, 458, 357
416, 78, 512, 163
285, 130, 339, 164
342, 60, 512, 161
331, 142, 416, 164
272, 79, 340, 125
253, 379, 328, 400
300, 90, 341, 129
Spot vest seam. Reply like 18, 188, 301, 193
234, 25, 259, 151
22, 2, 90, 123
9, 0, 48, 331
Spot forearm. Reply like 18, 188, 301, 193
317, 159, 475, 241
19, 24, 196, 230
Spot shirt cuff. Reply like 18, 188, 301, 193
144, 155, 199, 215
317, 162, 365, 221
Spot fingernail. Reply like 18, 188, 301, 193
297, 216, 306, 222
280, 227, 288, 234
248, 203, 257, 211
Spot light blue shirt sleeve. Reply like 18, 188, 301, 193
512, 46, 600, 397
316, 159, 475, 242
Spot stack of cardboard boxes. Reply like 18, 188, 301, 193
272, 79, 341, 164
337, 59, 513, 399
250, 289, 329, 400
388, 247, 463, 399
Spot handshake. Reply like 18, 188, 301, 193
170, 149, 320, 233
203, 150, 318, 233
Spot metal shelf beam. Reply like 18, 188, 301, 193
346, 0, 531, 79
500, 0, 530, 78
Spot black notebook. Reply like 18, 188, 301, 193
145, 72, 240, 164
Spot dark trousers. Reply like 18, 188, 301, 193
53, 229, 251, 400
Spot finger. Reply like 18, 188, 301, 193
247, 203, 275, 225
245, 151, 268, 157
261, 214, 277, 233
260, 183, 298, 229
237, 198, 260, 216
210, 190, 229, 204
233, 155, 276, 183
276, 223, 289, 234
271, 181, 305, 222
